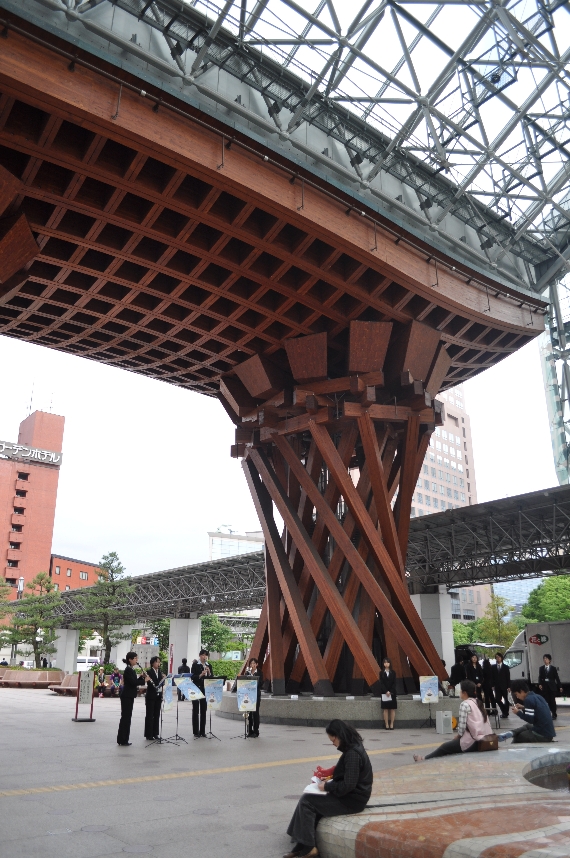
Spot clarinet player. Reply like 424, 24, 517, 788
191, 649, 211, 738
117, 652, 146, 746
144, 656, 164, 741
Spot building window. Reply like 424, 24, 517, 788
446, 473, 451, 483
9, 542, 20, 550
79, 571, 88, 580
469, 590, 474, 602
442, 430, 448, 440
438, 469, 443, 479
448, 502, 454, 510
462, 610, 475, 620
54, 566, 60, 575
13, 507, 25, 515
461, 493, 466, 502
453, 475, 458, 485
433, 498, 439, 509
432, 482, 437, 491
423, 464, 429, 475
439, 485, 445, 495
444, 458, 450, 467
66, 569, 72, 577
436, 441, 441, 450
411, 507, 416, 517
435, 427, 441, 437
451, 460, 457, 470
425, 496, 431, 506
15, 490, 27, 498
477, 591, 481, 604
53, 583, 59, 591
447, 487, 452, 498
429, 453, 435, 462
65, 585, 70, 591
7, 560, 18, 567
17, 472, 29, 481
423, 479, 429, 489
461, 590, 466, 601
453, 490, 459, 500
458, 464, 464, 473
417, 493, 423, 503
443, 444, 448, 453
437, 455, 442, 465
460, 478, 464, 488
431, 467, 436, 477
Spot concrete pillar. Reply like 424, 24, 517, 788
53, 628, 79, 674
110, 627, 134, 667
410, 587, 455, 671
168, 617, 202, 673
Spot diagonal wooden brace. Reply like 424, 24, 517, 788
242, 456, 334, 696
308, 421, 446, 680
248, 447, 383, 693
273, 434, 434, 679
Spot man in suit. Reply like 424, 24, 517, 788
491, 652, 511, 718
144, 656, 163, 740
538, 653, 561, 720
190, 649, 210, 738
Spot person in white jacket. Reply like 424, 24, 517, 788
413, 680, 489, 761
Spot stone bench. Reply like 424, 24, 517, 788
1, 670, 64, 688
49, 674, 79, 695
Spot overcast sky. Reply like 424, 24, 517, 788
0, 332, 557, 576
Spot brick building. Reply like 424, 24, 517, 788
49, 554, 101, 592
1, 411, 64, 599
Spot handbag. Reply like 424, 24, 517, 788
477, 733, 499, 752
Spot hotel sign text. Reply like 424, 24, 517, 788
0, 440, 62, 466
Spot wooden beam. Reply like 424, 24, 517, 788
348, 320, 392, 374
265, 549, 286, 695
272, 435, 435, 679
242, 457, 334, 696
342, 402, 434, 423
285, 332, 328, 383
0, 214, 38, 283
248, 446, 384, 692
358, 412, 404, 577
393, 414, 420, 564
308, 421, 446, 680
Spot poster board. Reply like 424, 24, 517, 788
163, 676, 174, 710
419, 675, 439, 703
236, 677, 258, 712
78, 669, 94, 705
175, 676, 204, 702
204, 678, 224, 710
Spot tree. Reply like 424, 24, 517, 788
476, 592, 520, 649
453, 619, 474, 647
73, 552, 135, 664
522, 577, 570, 623
7, 572, 61, 667
200, 614, 237, 655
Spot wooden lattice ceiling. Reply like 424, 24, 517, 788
0, 17, 547, 397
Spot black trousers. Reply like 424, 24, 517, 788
483, 684, 495, 709
192, 698, 207, 735
287, 794, 366, 850
540, 687, 557, 718
144, 694, 161, 739
248, 705, 260, 735
424, 735, 479, 759
117, 696, 135, 744
495, 688, 510, 717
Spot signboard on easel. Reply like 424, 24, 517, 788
72, 669, 95, 722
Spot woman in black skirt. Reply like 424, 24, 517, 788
117, 652, 145, 746
284, 720, 373, 858
465, 653, 484, 700
379, 657, 397, 730
245, 657, 263, 737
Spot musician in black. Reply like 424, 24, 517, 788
117, 652, 146, 746
190, 649, 211, 738
245, 657, 263, 737
144, 656, 164, 740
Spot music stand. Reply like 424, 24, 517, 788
230, 711, 249, 740
165, 691, 188, 745
420, 702, 435, 729
146, 696, 179, 747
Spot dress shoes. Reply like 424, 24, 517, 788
283, 848, 318, 858
117, 742, 132, 746
199, 732, 207, 737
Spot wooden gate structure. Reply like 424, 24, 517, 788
0, 8, 547, 694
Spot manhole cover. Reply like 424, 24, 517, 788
193, 809, 218, 816
82, 825, 110, 832
123, 847, 153, 854
284, 795, 301, 799
242, 824, 268, 831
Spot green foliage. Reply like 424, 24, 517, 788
522, 577, 570, 623
453, 619, 474, 646
7, 572, 61, 668
0, 576, 12, 619
477, 593, 520, 649
151, 619, 170, 653
209, 659, 244, 679
89, 662, 118, 673
200, 614, 238, 655
73, 552, 135, 664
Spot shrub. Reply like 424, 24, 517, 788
210, 659, 244, 680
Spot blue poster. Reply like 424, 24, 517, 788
163, 676, 174, 711
176, 677, 204, 702
419, 675, 439, 704
236, 678, 258, 712
204, 678, 224, 710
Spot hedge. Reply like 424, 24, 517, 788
210, 659, 244, 680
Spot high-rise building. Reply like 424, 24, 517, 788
0, 411, 64, 599
208, 529, 264, 560
411, 385, 491, 622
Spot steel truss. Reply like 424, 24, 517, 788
53, 552, 266, 622
407, 483, 570, 588
22, 0, 570, 285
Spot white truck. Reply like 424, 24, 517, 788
504, 620, 570, 691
